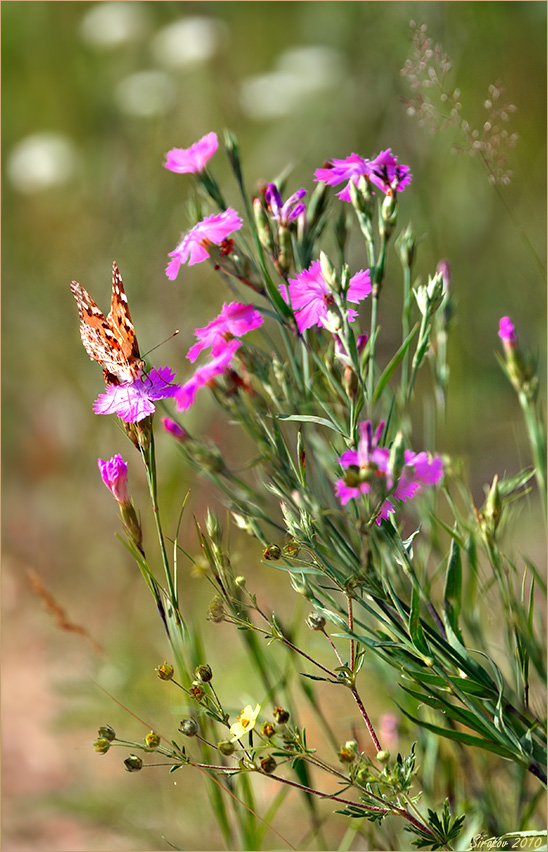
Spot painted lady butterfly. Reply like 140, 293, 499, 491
71, 261, 146, 385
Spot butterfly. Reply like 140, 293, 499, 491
70, 261, 146, 385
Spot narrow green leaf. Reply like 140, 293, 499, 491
373, 323, 418, 404
409, 584, 430, 656
277, 413, 345, 434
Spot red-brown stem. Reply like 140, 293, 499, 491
350, 686, 382, 753
347, 595, 355, 670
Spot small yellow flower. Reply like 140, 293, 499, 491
229, 703, 261, 742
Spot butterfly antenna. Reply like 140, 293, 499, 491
142, 330, 179, 359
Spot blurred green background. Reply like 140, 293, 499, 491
2, 2, 546, 850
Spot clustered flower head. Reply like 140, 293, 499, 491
164, 131, 218, 174
93, 366, 181, 423
314, 148, 412, 201
283, 259, 372, 334
166, 208, 243, 280
335, 421, 443, 523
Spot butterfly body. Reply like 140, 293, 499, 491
71, 262, 145, 385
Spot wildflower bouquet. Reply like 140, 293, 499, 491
73, 128, 546, 851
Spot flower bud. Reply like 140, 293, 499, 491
124, 754, 143, 772
180, 718, 200, 737
283, 540, 300, 558
98, 455, 129, 505
388, 431, 406, 487
338, 745, 356, 764
145, 730, 161, 749
319, 251, 337, 291
263, 544, 281, 561
396, 223, 416, 269
278, 224, 293, 274
161, 417, 189, 442
376, 750, 391, 764
156, 662, 174, 681
234, 575, 246, 587
218, 739, 235, 756
480, 474, 502, 537
273, 707, 289, 724
253, 197, 276, 255
260, 756, 277, 774
207, 596, 226, 623
306, 612, 326, 631
381, 192, 398, 238
195, 664, 213, 683
98, 725, 116, 741
190, 681, 205, 700
94, 737, 111, 754
261, 722, 276, 738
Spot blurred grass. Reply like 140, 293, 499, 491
2, 2, 546, 850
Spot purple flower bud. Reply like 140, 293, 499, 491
98, 455, 129, 505
161, 417, 189, 442
498, 316, 517, 347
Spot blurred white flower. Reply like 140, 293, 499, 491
151, 17, 227, 69
114, 70, 175, 117
240, 46, 344, 120
6, 133, 78, 193
80, 2, 148, 49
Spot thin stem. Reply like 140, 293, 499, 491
350, 687, 382, 753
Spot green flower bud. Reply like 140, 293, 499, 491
319, 251, 337, 291
260, 755, 277, 774
98, 725, 116, 742
156, 662, 174, 681
283, 540, 300, 558
124, 754, 143, 772
195, 664, 213, 683
218, 740, 235, 756
144, 730, 161, 749
190, 681, 205, 700
207, 596, 226, 623
261, 722, 276, 738
94, 737, 111, 754
395, 223, 416, 269
253, 197, 275, 254
306, 612, 326, 631
273, 707, 289, 724
263, 544, 281, 561
179, 718, 200, 738
376, 750, 391, 764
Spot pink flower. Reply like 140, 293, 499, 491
175, 340, 241, 411
187, 302, 264, 363
166, 208, 243, 280
368, 149, 412, 195
314, 153, 370, 202
335, 421, 443, 523
164, 132, 218, 174
98, 454, 129, 505
314, 149, 411, 201
93, 366, 181, 423
283, 260, 371, 333
498, 316, 517, 347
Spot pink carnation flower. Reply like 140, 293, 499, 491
314, 149, 411, 202
166, 208, 243, 280
93, 366, 181, 423
175, 340, 241, 411
98, 454, 129, 505
187, 302, 264, 363
283, 260, 371, 334
164, 132, 218, 174
335, 421, 443, 523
